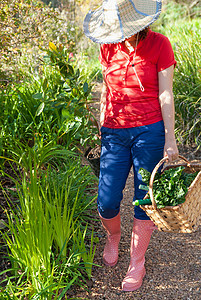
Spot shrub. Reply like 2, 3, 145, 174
0, 0, 79, 84
0, 43, 99, 161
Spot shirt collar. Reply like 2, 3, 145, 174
117, 29, 151, 54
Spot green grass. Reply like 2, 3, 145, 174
154, 2, 201, 148
0, 152, 98, 298
164, 19, 201, 147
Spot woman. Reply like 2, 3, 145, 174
83, 0, 179, 292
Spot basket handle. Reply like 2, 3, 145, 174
149, 155, 190, 210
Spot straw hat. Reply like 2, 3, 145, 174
83, 0, 162, 44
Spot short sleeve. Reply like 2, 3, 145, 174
99, 44, 109, 67
157, 37, 177, 72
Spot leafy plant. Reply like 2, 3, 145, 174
0, 42, 99, 160
139, 166, 198, 208
46, 42, 99, 137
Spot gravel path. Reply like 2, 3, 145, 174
75, 83, 201, 300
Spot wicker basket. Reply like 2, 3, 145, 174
140, 155, 201, 233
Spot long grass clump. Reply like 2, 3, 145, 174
161, 19, 201, 149
154, 0, 201, 149
0, 151, 98, 298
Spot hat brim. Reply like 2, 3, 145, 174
83, 1, 162, 44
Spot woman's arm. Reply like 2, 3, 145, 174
158, 65, 179, 162
100, 65, 108, 128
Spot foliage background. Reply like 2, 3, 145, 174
0, 0, 200, 298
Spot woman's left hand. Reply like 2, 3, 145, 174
163, 139, 179, 162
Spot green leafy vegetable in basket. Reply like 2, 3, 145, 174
139, 166, 198, 208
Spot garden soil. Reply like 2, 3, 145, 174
73, 83, 201, 300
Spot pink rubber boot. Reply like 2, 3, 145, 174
99, 213, 121, 266
122, 218, 157, 291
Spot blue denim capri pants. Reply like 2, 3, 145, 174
97, 120, 165, 220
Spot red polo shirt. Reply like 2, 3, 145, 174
99, 30, 176, 128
